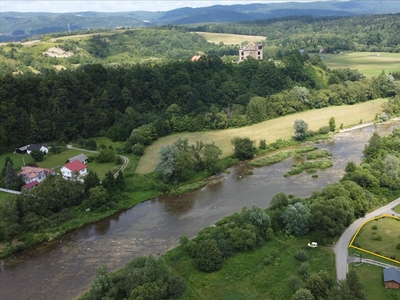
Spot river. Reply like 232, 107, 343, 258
1, 121, 399, 300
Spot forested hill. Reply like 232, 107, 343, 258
0, 51, 396, 155
188, 13, 400, 53
2, 1, 400, 42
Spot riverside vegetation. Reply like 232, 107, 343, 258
1, 18, 400, 299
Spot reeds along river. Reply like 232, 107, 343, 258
1, 121, 399, 300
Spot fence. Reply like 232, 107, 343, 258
0, 187, 21, 195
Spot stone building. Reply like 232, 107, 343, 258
239, 42, 263, 62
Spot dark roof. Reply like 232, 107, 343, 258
384, 268, 400, 283
28, 144, 44, 150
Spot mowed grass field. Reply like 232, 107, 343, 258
136, 98, 387, 174
323, 52, 400, 77
394, 204, 400, 214
195, 32, 266, 46
351, 264, 399, 300
353, 217, 400, 260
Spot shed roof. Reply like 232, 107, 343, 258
24, 180, 39, 189
67, 153, 88, 163
384, 268, 400, 284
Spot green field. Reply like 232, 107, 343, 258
353, 217, 400, 260
0, 192, 16, 207
165, 238, 335, 300
351, 264, 399, 300
394, 204, 400, 214
0, 148, 122, 180
137, 98, 387, 174
323, 52, 400, 77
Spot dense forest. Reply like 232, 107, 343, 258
188, 14, 400, 54
0, 51, 397, 156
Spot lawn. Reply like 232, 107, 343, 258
0, 152, 34, 170
195, 32, 266, 46
165, 238, 335, 300
0, 192, 16, 207
350, 264, 399, 300
353, 217, 400, 260
394, 204, 400, 214
136, 98, 387, 174
323, 52, 400, 77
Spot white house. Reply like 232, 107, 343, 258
26, 144, 49, 154
18, 166, 55, 184
60, 160, 88, 180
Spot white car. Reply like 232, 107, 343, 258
308, 242, 318, 248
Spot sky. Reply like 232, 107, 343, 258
1, 0, 334, 13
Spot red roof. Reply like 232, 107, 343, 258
24, 180, 39, 189
64, 160, 87, 172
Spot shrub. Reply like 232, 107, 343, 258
289, 275, 304, 292
131, 143, 145, 156
259, 139, 267, 150
396, 243, 400, 250
295, 249, 309, 262
371, 235, 382, 241
371, 225, 378, 230
318, 126, 330, 134
298, 262, 309, 279
195, 239, 223, 272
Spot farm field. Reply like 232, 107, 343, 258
323, 52, 400, 77
195, 32, 266, 46
136, 98, 387, 174
351, 264, 399, 300
353, 217, 400, 260
165, 238, 335, 300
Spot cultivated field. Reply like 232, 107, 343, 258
195, 32, 266, 46
353, 217, 400, 260
323, 52, 400, 77
136, 98, 387, 174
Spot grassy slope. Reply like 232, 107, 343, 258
351, 264, 399, 300
353, 218, 400, 259
137, 98, 387, 174
165, 237, 335, 300
323, 52, 400, 77
195, 32, 266, 46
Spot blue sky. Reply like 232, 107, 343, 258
1, 1, 334, 13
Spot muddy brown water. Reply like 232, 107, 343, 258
1, 121, 399, 300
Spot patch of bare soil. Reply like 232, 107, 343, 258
43, 47, 74, 58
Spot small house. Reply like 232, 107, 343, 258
384, 267, 400, 289
26, 144, 49, 154
66, 153, 88, 164
60, 160, 88, 180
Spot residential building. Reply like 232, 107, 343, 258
60, 160, 88, 180
384, 267, 400, 289
18, 166, 55, 184
239, 42, 263, 62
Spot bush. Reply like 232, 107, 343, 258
318, 126, 330, 134
131, 143, 145, 156
84, 139, 97, 150
259, 139, 267, 150
298, 262, 309, 279
195, 239, 223, 272
295, 249, 309, 262
371, 225, 378, 230
396, 243, 400, 250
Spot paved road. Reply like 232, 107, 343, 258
335, 197, 400, 281
66, 145, 129, 177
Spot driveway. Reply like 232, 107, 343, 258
335, 197, 400, 281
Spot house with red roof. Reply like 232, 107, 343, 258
60, 160, 88, 180
18, 166, 55, 184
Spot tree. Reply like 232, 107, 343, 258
155, 144, 181, 183
84, 171, 100, 194
86, 185, 110, 209
282, 202, 311, 236
338, 270, 366, 300
306, 274, 328, 299
102, 170, 116, 193
259, 139, 267, 150
4, 161, 19, 190
363, 132, 382, 162
231, 137, 255, 160
195, 239, 223, 272
202, 144, 223, 174
30, 149, 45, 162
246, 96, 267, 123
96, 148, 116, 163
329, 117, 336, 132
293, 119, 309, 141
87, 265, 113, 300
292, 289, 314, 300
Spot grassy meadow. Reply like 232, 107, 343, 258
323, 52, 400, 77
353, 217, 400, 260
0, 192, 16, 207
165, 238, 335, 300
195, 32, 266, 46
136, 98, 387, 174
350, 264, 399, 300
394, 204, 400, 214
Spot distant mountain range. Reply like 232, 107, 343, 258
1, 1, 400, 42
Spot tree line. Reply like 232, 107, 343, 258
1, 51, 397, 156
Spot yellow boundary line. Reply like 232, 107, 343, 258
349, 214, 400, 265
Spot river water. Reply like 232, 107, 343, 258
1, 121, 399, 300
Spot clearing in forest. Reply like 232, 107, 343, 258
195, 32, 266, 46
